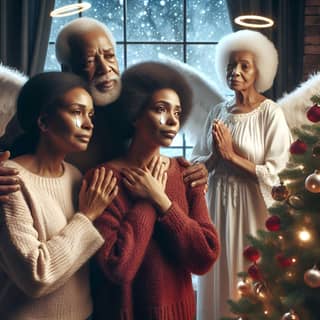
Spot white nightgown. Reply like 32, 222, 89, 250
191, 99, 292, 320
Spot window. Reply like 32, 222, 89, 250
45, 0, 232, 160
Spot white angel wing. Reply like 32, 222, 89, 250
276, 72, 320, 131
0, 64, 27, 138
158, 54, 224, 143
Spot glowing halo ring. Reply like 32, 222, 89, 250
234, 15, 274, 29
50, 2, 91, 18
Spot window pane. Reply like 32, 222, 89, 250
160, 147, 184, 158
115, 44, 125, 73
83, 0, 123, 42
184, 130, 197, 146
44, 43, 60, 71
185, 147, 194, 161
170, 132, 183, 146
187, 44, 227, 93
187, 0, 232, 42
127, 0, 183, 41
50, 0, 77, 42
127, 44, 183, 66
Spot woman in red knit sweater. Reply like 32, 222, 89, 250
87, 61, 220, 320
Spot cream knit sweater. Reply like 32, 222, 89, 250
0, 160, 104, 320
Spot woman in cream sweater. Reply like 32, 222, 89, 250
0, 72, 118, 320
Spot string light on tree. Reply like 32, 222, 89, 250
297, 228, 312, 242
276, 253, 295, 268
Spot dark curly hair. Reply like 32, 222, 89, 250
11, 71, 90, 157
116, 61, 193, 139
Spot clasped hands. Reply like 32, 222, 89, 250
212, 119, 236, 161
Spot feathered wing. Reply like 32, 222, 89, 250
158, 54, 224, 143
276, 72, 320, 132
0, 64, 27, 139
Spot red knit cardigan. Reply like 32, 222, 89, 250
87, 158, 220, 320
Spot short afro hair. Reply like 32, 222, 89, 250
117, 61, 192, 138
215, 29, 278, 93
56, 17, 116, 68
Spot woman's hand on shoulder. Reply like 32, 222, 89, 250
177, 157, 208, 188
0, 151, 20, 203
79, 167, 118, 221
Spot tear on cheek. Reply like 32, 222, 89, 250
74, 115, 82, 128
159, 113, 166, 125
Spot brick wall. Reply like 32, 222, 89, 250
304, 0, 320, 78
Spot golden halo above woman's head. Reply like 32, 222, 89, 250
234, 15, 274, 29
50, 2, 91, 18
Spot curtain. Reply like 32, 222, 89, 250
0, 0, 54, 76
226, 0, 305, 100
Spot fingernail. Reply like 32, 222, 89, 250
191, 182, 195, 187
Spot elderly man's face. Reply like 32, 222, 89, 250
69, 28, 121, 107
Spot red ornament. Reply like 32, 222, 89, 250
307, 104, 320, 122
265, 215, 281, 231
276, 253, 293, 267
243, 246, 260, 262
289, 139, 307, 155
248, 264, 262, 280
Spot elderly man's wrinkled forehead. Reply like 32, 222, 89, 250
69, 27, 115, 54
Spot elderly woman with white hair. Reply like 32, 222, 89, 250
191, 30, 292, 319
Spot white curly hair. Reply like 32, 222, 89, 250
55, 17, 116, 68
215, 29, 278, 93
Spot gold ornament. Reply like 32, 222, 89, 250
237, 279, 251, 296
253, 282, 267, 299
312, 144, 320, 158
281, 309, 300, 320
304, 266, 320, 288
287, 193, 305, 209
305, 170, 320, 193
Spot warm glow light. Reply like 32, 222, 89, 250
264, 310, 269, 315
282, 179, 292, 186
234, 15, 274, 29
292, 258, 297, 263
50, 2, 91, 17
298, 229, 312, 242
278, 235, 283, 240
298, 165, 305, 170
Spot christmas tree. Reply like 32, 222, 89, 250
222, 96, 320, 320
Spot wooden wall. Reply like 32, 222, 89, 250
304, 0, 320, 78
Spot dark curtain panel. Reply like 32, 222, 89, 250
226, 0, 305, 100
0, 0, 54, 76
